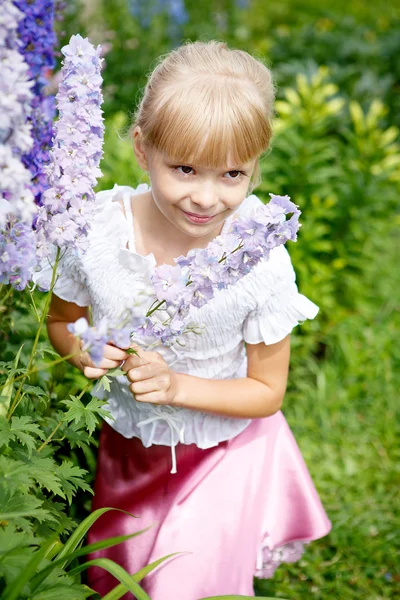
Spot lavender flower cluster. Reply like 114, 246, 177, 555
0, 0, 39, 287
14, 0, 57, 207
69, 194, 301, 365
0, 217, 37, 290
147, 193, 300, 344
35, 34, 105, 259
0, 0, 36, 229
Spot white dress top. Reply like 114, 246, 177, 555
34, 184, 319, 472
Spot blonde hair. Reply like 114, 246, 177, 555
130, 40, 275, 192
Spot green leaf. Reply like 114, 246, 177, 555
96, 367, 126, 393
0, 526, 38, 584
56, 507, 138, 566
0, 417, 12, 447
0, 456, 32, 490
0, 525, 36, 555
59, 527, 153, 564
106, 367, 126, 378
68, 558, 151, 599
62, 395, 110, 435
98, 374, 111, 393
23, 385, 50, 398
23, 456, 64, 497
0, 546, 35, 586
2, 531, 62, 600
0, 344, 24, 417
55, 461, 91, 504
31, 527, 153, 592
60, 423, 92, 449
0, 485, 52, 524
35, 345, 62, 359
102, 553, 185, 600
0, 415, 45, 456
31, 583, 93, 600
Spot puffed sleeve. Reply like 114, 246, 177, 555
242, 245, 319, 345
32, 246, 90, 307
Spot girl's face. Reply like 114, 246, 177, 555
134, 130, 257, 240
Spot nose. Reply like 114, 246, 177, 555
190, 183, 218, 211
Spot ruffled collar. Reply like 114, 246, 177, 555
105, 183, 255, 275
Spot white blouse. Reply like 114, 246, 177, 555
34, 184, 319, 473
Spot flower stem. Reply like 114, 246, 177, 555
0, 352, 77, 392
7, 248, 61, 420
0, 285, 13, 307
37, 420, 63, 453
146, 298, 166, 317
77, 381, 92, 401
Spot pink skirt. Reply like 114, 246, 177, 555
87, 412, 331, 599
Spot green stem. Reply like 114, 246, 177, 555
37, 420, 63, 453
7, 248, 61, 420
0, 285, 13, 307
146, 299, 166, 317
2, 352, 77, 388
77, 381, 92, 401
28, 287, 40, 322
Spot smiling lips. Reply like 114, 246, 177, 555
182, 209, 216, 224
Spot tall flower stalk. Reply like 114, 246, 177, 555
0, 0, 37, 288
35, 34, 105, 259
14, 0, 58, 208
1, 0, 61, 290
0, 0, 35, 227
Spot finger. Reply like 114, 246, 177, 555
83, 366, 108, 379
134, 391, 168, 404
130, 378, 159, 395
103, 344, 129, 361
121, 353, 151, 372
80, 353, 121, 370
127, 364, 156, 383
78, 338, 128, 361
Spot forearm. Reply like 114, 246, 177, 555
173, 373, 284, 419
47, 320, 82, 371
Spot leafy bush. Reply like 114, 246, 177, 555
256, 68, 400, 355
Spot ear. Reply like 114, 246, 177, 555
132, 126, 149, 171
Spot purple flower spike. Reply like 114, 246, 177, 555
0, 1, 36, 228
36, 33, 105, 259
14, 0, 58, 208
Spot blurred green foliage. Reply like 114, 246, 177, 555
1, 0, 399, 598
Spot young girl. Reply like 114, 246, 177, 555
44, 40, 331, 598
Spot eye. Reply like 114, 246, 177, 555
176, 165, 194, 175
224, 170, 244, 180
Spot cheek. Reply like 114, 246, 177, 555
224, 186, 248, 210
156, 176, 187, 205
151, 178, 181, 213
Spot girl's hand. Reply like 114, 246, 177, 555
121, 344, 179, 405
79, 342, 129, 379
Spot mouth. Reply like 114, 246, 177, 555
182, 209, 216, 224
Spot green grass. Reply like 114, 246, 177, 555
255, 294, 399, 597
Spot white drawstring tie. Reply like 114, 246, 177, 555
137, 410, 185, 474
